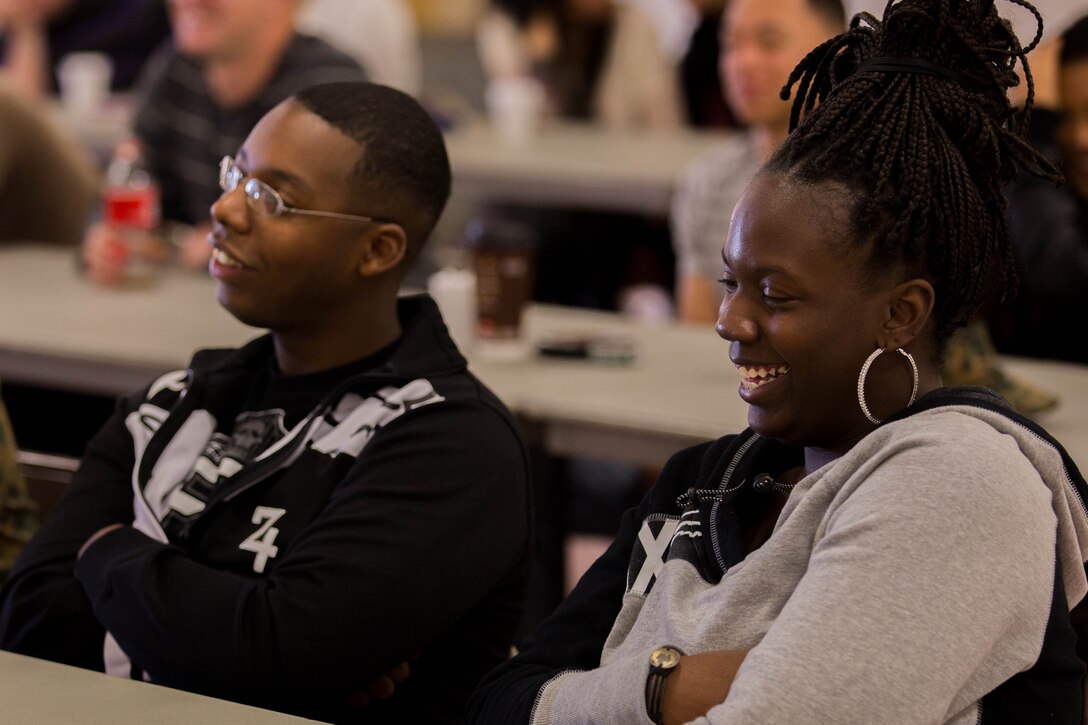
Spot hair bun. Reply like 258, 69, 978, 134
769, 0, 1059, 346
875, 0, 1041, 98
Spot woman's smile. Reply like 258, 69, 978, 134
736, 363, 790, 390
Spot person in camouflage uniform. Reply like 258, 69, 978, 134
0, 391, 36, 586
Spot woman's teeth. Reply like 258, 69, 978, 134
738, 365, 790, 390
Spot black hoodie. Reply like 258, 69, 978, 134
0, 295, 531, 724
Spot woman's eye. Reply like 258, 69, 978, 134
717, 277, 738, 292
762, 290, 790, 305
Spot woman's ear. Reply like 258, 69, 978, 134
358, 223, 408, 277
881, 278, 935, 349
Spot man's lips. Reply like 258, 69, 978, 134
211, 246, 246, 269
207, 227, 253, 270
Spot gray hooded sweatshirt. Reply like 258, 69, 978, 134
524, 395, 1088, 724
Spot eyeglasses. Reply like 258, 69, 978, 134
218, 156, 387, 224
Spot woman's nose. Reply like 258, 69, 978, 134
716, 293, 758, 342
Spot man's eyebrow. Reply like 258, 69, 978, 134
234, 151, 313, 195
263, 169, 313, 195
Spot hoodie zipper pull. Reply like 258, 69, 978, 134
676, 486, 729, 510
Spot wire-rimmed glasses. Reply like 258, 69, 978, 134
218, 156, 388, 224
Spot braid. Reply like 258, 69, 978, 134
767, 0, 1060, 344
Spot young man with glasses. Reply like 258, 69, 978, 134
0, 81, 531, 725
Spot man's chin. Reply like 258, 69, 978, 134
175, 41, 214, 61
172, 28, 224, 62
216, 291, 264, 331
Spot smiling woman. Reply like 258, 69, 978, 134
715, 173, 933, 459
466, 1, 1088, 724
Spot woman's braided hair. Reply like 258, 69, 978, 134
766, 0, 1060, 344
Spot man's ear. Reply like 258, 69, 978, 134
880, 278, 935, 349
358, 223, 408, 277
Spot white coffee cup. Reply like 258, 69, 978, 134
485, 76, 545, 147
57, 52, 114, 116
427, 267, 478, 351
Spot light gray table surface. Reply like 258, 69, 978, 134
444, 119, 728, 215
0, 650, 323, 724
0, 244, 1085, 470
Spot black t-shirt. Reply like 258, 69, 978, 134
159, 341, 399, 537
229, 341, 401, 466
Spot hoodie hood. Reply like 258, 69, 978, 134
890, 387, 1088, 609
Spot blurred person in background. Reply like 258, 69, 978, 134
593, 0, 695, 130
479, 0, 732, 130
0, 0, 169, 100
0, 79, 97, 245
671, 0, 845, 324
82, 0, 364, 285
297, 0, 422, 96
477, 0, 617, 122
992, 14, 1088, 364
680, 0, 733, 129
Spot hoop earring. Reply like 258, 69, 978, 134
857, 347, 919, 425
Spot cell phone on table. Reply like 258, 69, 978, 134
535, 335, 637, 365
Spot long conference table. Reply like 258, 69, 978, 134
0, 650, 322, 724
446, 119, 727, 215
0, 244, 1086, 472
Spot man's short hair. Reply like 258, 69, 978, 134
293, 82, 451, 252
1061, 15, 1088, 66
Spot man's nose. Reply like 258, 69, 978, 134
725, 40, 760, 76
210, 184, 251, 233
